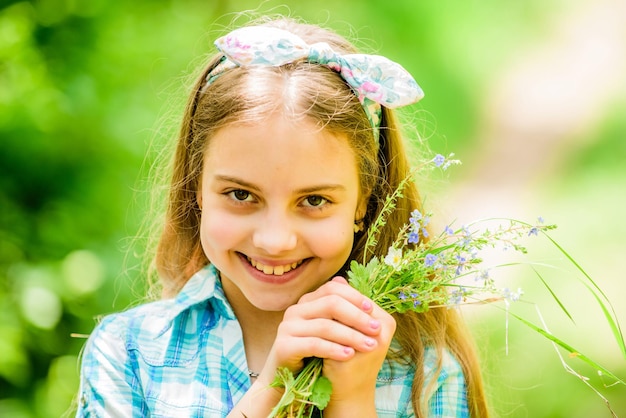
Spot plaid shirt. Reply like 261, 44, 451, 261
77, 265, 469, 417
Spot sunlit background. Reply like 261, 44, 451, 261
1, 0, 625, 417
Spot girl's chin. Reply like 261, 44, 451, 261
246, 293, 299, 312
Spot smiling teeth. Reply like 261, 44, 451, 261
248, 258, 302, 276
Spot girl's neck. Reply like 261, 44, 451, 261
233, 297, 284, 339
221, 275, 284, 373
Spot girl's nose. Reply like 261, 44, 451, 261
252, 210, 298, 254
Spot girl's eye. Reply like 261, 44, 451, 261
303, 195, 327, 207
229, 190, 252, 202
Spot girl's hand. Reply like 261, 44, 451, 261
319, 278, 396, 415
261, 276, 396, 414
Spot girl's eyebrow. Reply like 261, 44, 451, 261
214, 175, 346, 194
296, 184, 346, 194
214, 175, 261, 192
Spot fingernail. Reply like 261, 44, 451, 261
370, 319, 380, 330
362, 300, 373, 311
364, 337, 376, 347
343, 346, 354, 356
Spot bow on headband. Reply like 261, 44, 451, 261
204, 26, 424, 140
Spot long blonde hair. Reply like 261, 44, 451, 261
153, 17, 489, 417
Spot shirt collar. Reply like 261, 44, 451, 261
162, 264, 236, 325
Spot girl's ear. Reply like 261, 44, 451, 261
355, 191, 370, 223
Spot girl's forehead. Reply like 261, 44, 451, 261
208, 115, 350, 156
203, 117, 360, 189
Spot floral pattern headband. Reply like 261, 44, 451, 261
202, 26, 424, 142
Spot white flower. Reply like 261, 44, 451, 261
384, 246, 403, 270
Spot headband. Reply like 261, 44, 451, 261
202, 26, 424, 141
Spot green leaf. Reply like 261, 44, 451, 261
310, 376, 332, 410
270, 367, 295, 389
347, 260, 372, 297
268, 368, 297, 417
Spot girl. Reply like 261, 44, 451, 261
76, 17, 489, 417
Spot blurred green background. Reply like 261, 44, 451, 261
1, 0, 625, 416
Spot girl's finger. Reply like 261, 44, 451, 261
280, 317, 379, 353
298, 277, 368, 309
285, 293, 381, 337
273, 335, 357, 363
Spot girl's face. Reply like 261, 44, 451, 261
197, 115, 367, 312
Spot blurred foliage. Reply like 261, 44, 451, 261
1, 0, 624, 417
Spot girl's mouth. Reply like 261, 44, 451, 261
244, 255, 305, 276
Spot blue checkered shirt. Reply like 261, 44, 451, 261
76, 265, 469, 417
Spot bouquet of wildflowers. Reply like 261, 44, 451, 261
268, 155, 625, 418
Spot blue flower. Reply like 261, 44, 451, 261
455, 255, 467, 276
399, 292, 407, 300
409, 209, 422, 225
424, 253, 438, 267
476, 269, 490, 283
421, 228, 429, 238
408, 231, 420, 244
456, 226, 473, 248
449, 287, 467, 306
444, 225, 454, 235
502, 287, 524, 302
433, 154, 445, 167
528, 227, 538, 236
408, 293, 421, 307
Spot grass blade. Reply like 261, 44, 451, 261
531, 266, 575, 324
541, 232, 626, 359
506, 309, 625, 385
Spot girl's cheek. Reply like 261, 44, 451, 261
303, 218, 354, 257
201, 212, 247, 248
